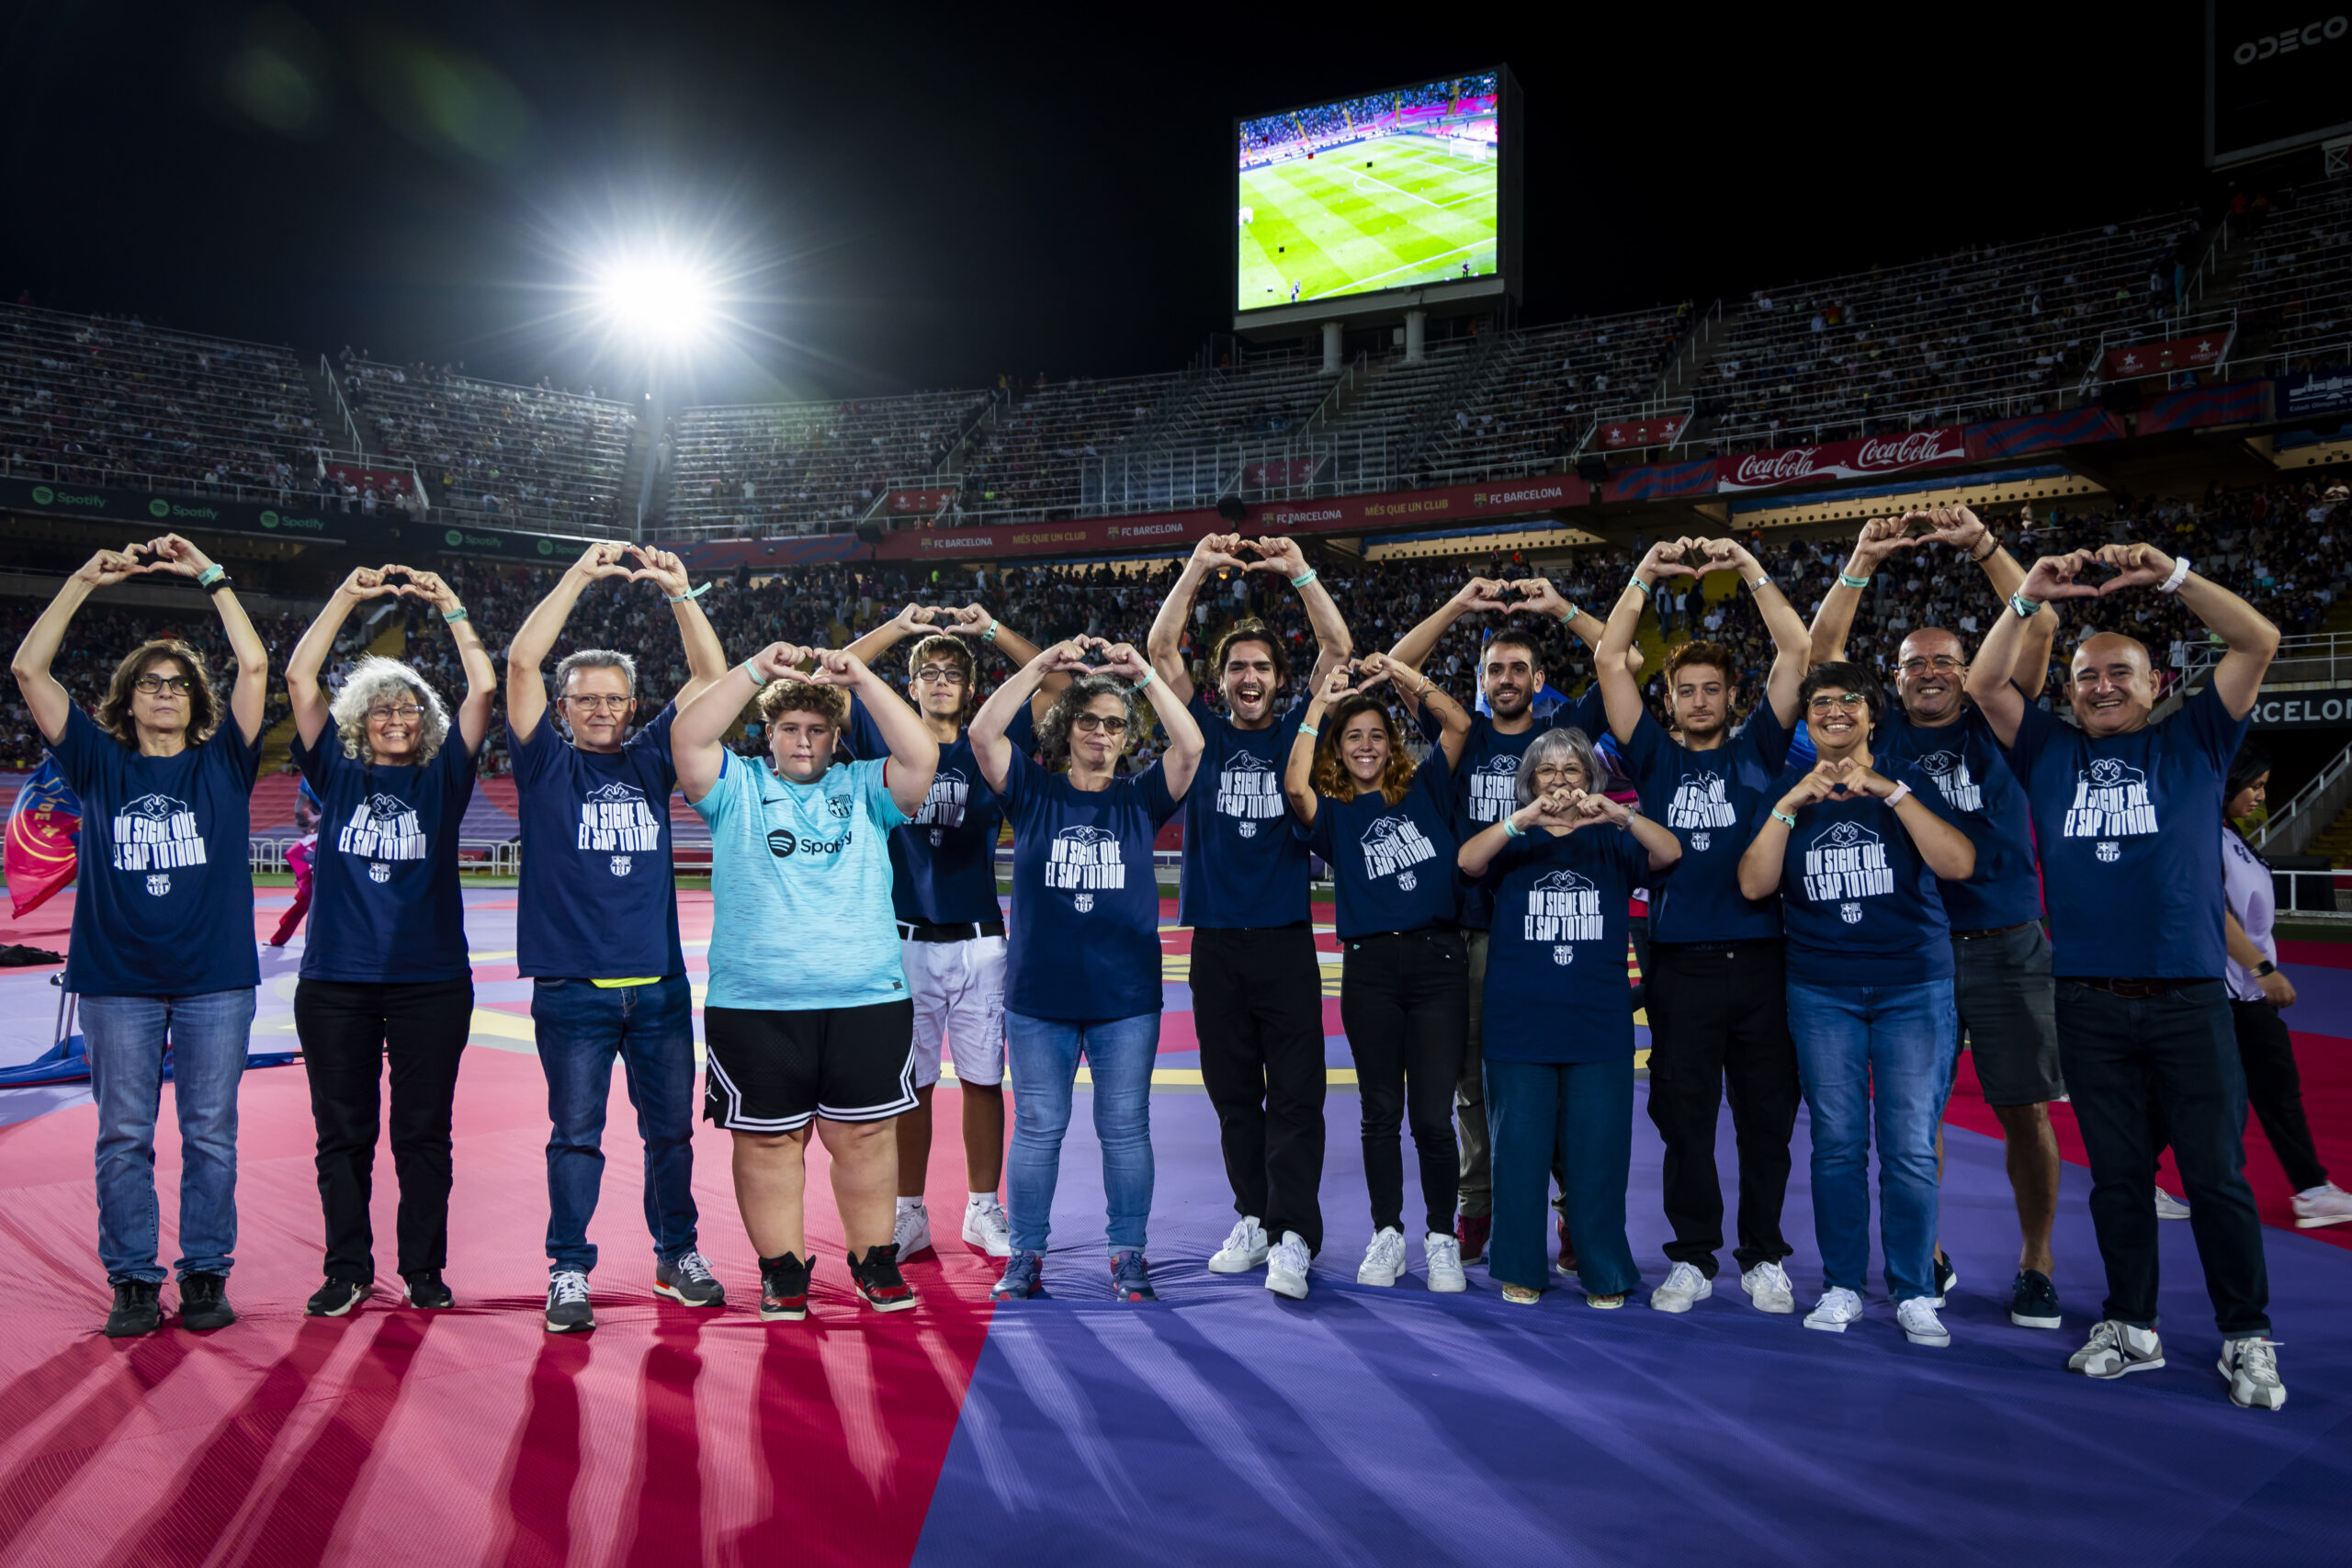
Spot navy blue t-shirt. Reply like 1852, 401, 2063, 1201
1756, 760, 1955, 987
1301, 745, 1459, 940
512, 702, 686, 979
1176, 692, 1309, 930
292, 728, 478, 983
1000, 748, 1182, 1021
2003, 682, 2246, 979
844, 695, 1035, 926
1477, 824, 1647, 1063
1872, 706, 2041, 931
1419, 683, 1610, 931
51, 704, 260, 998
1622, 705, 1794, 944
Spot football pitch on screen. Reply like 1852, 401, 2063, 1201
1238, 142, 1498, 310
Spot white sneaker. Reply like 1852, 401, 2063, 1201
2292, 1182, 2352, 1229
1897, 1298, 1951, 1347
1423, 1232, 1465, 1293
1648, 1260, 1712, 1314
1265, 1231, 1310, 1300
1357, 1226, 1408, 1287
892, 1202, 933, 1261
1739, 1260, 1796, 1314
1209, 1215, 1270, 1273
2154, 1187, 2192, 1221
1804, 1286, 1864, 1333
2068, 1319, 2165, 1379
961, 1198, 1012, 1258
2219, 1336, 2287, 1411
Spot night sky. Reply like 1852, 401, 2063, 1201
2, 4, 2209, 404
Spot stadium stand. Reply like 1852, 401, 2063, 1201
663, 389, 991, 536
0, 303, 322, 502
1419, 307, 1693, 475
2233, 180, 2352, 370
339, 359, 638, 532
957, 372, 1182, 520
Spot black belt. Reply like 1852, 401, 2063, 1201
898, 919, 1005, 943
1652, 939, 1780, 955
1349, 924, 1459, 943
1953, 921, 2035, 941
2061, 976, 2210, 998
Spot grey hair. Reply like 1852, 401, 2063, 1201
1516, 727, 1602, 807
330, 656, 451, 764
1036, 673, 1147, 773
554, 648, 637, 698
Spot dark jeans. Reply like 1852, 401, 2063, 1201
532, 976, 699, 1275
1193, 925, 1327, 1254
1644, 941, 1801, 1278
1487, 1056, 1638, 1296
1340, 927, 1467, 1236
294, 976, 474, 1281
2230, 998, 2330, 1193
2057, 980, 2269, 1337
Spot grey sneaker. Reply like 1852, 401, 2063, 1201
2220, 1337, 2286, 1411
546, 1269, 594, 1334
654, 1249, 726, 1308
2068, 1319, 2163, 1379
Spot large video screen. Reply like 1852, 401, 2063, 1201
1237, 71, 1502, 314
2208, 2, 2352, 166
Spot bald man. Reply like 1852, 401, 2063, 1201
1810, 507, 2067, 1333
1968, 541, 2284, 1412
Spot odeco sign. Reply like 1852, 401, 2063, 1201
2248, 689, 2352, 730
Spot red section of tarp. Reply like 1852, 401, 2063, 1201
0, 1049, 995, 1566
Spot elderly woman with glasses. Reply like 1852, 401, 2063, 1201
10, 535, 269, 1338
282, 564, 495, 1316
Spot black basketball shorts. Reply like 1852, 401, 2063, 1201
703, 999, 918, 1133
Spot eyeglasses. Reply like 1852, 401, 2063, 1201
1809, 692, 1869, 712
132, 674, 192, 695
912, 665, 968, 685
1071, 714, 1129, 735
1530, 764, 1585, 785
368, 704, 424, 724
563, 694, 634, 714
1898, 656, 1965, 674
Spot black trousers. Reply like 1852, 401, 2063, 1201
2059, 981, 2268, 1336
295, 976, 475, 1281
1644, 941, 1801, 1277
1193, 924, 1327, 1254
2230, 998, 2330, 1193
1340, 928, 1468, 1237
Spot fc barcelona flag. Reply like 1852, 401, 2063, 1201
6, 760, 81, 919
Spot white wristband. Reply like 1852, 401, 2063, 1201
2158, 556, 2192, 593
1884, 780, 1912, 808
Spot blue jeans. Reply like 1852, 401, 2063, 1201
1004, 1010, 1159, 1255
1485, 1056, 1639, 1295
531, 976, 698, 1274
81, 989, 256, 1285
1787, 979, 1958, 1304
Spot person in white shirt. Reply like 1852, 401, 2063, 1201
2219, 744, 2352, 1229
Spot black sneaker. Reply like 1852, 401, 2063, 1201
2009, 1269, 2062, 1329
103, 1280, 163, 1338
1927, 1252, 1958, 1308
653, 1248, 727, 1308
545, 1269, 594, 1334
401, 1270, 454, 1310
178, 1271, 235, 1331
306, 1278, 368, 1317
758, 1253, 811, 1322
848, 1244, 917, 1313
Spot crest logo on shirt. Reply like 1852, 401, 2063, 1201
1523, 867, 1604, 943
1361, 814, 1439, 882
369, 863, 391, 884
1840, 901, 1863, 924
1916, 749, 1982, 812
112, 792, 208, 874
1802, 818, 1894, 905
1466, 755, 1520, 825
578, 783, 663, 853
145, 873, 170, 897
612, 855, 633, 875
1075, 893, 1095, 912
1398, 870, 1417, 891
1690, 830, 1712, 852
2065, 758, 2156, 840
1046, 825, 1125, 899
1216, 751, 1285, 829
828, 794, 853, 819
1553, 944, 1574, 966
2097, 841, 2120, 863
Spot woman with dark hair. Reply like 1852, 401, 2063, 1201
968, 638, 1205, 1303
284, 565, 494, 1314
1738, 660, 1977, 1345
2218, 743, 2351, 1227
1458, 727, 1681, 1306
10, 535, 269, 1338
1283, 651, 1474, 1292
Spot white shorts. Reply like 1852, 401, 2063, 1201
902, 934, 1009, 1088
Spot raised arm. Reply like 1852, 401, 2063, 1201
1909, 504, 2059, 697
1099, 640, 1205, 799
1457, 785, 1575, 878
628, 546, 728, 709
1359, 649, 1470, 768
1566, 789, 1683, 873
1808, 517, 1912, 664
286, 566, 399, 750
1250, 536, 1352, 694
942, 602, 1071, 720
1702, 537, 1807, 729
673, 641, 810, 804
11, 547, 142, 744
2095, 542, 2279, 720
970, 641, 1080, 794
1597, 540, 1698, 743
843, 601, 940, 676
1965, 552, 2095, 748
1385, 573, 1506, 719
1147, 535, 1248, 704
133, 536, 268, 744
809, 649, 938, 814
506, 542, 635, 744
1283, 663, 1355, 827
1861, 761, 1976, 881
402, 567, 497, 753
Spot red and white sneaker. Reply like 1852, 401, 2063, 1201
849, 1244, 917, 1313
759, 1254, 810, 1322
2292, 1182, 2352, 1229
1455, 1213, 1491, 1265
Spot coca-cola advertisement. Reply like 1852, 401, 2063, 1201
1597, 415, 1688, 451
2102, 333, 2229, 380
1713, 428, 1970, 494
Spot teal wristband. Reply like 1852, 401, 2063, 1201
981, 618, 999, 643
1631, 576, 1656, 597
1297, 723, 1319, 739
441, 605, 469, 624
2010, 592, 2043, 619
196, 564, 225, 587
743, 660, 770, 688
1772, 809, 1798, 829
667, 581, 710, 604
1131, 667, 1156, 693
1556, 603, 1580, 624
1503, 817, 1527, 839
1290, 568, 1318, 589
1838, 572, 1871, 590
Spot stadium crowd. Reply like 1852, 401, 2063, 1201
1238, 73, 1499, 156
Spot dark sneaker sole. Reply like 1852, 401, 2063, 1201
757, 1302, 808, 1322
401, 1289, 453, 1310
180, 1309, 236, 1332
857, 1291, 918, 1314
651, 1281, 727, 1308
102, 1316, 164, 1338
990, 1283, 1041, 1301
543, 1315, 594, 1334
307, 1287, 367, 1319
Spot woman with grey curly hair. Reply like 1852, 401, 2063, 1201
283, 563, 496, 1317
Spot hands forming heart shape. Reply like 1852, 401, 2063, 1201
2018, 543, 2179, 604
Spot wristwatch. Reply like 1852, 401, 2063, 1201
2254, 960, 2278, 977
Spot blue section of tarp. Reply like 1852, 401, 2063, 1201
0, 1034, 297, 1087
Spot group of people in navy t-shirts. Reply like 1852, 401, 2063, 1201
20, 514, 2328, 1410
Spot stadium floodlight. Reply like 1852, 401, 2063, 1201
594, 255, 718, 348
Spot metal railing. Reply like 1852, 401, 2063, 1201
2182, 630, 2352, 688
251, 836, 522, 876
2254, 737, 2352, 853
2077, 308, 2238, 395
321, 353, 368, 455
2271, 866, 2352, 919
